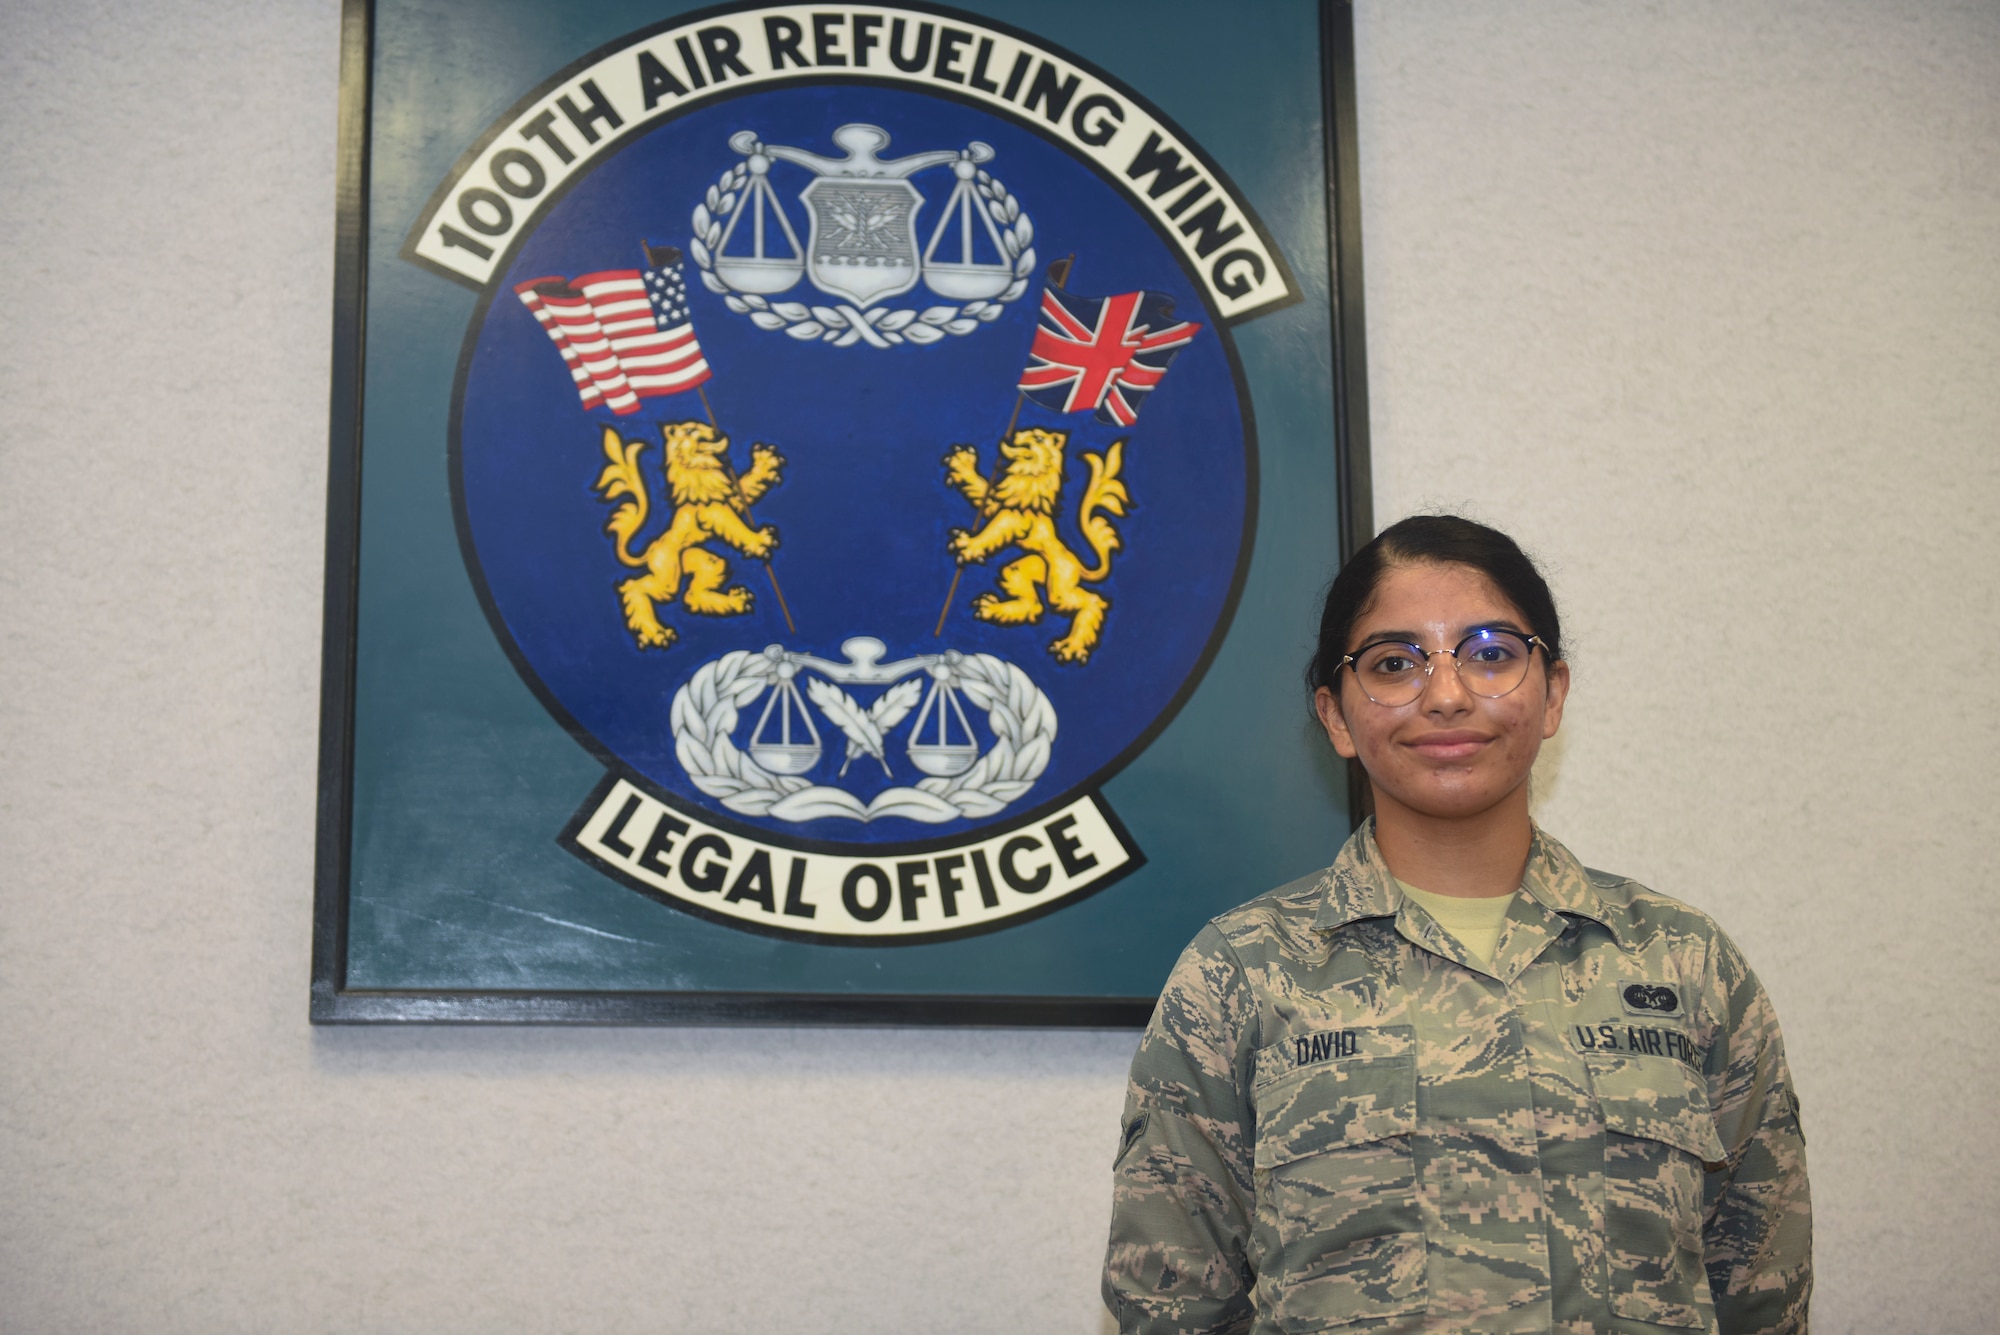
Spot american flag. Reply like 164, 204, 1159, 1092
1016, 285, 1202, 427
514, 245, 710, 416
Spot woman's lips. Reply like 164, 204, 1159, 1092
1405, 731, 1490, 761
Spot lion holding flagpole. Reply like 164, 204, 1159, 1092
944, 426, 1128, 664
595, 420, 784, 649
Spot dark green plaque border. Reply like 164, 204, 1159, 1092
311, 0, 1373, 1024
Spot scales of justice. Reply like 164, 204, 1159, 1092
747, 637, 984, 779
711, 124, 1016, 307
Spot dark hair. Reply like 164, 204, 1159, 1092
1306, 515, 1564, 696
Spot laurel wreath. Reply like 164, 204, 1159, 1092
689, 162, 1037, 348
670, 649, 1057, 823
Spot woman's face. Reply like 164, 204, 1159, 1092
1313, 561, 1569, 824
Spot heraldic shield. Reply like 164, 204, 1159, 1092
453, 81, 1254, 943
799, 172, 924, 307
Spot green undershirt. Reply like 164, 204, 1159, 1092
1395, 878, 1515, 969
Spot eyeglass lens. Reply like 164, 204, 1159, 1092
1349, 630, 1536, 706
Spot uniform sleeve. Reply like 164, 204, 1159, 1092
1103, 926, 1259, 1335
1698, 928, 1812, 1334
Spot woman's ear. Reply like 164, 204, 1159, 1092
1314, 686, 1359, 759
1541, 658, 1571, 739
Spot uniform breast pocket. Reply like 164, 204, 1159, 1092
1252, 1054, 1424, 1331
1584, 1051, 1727, 1329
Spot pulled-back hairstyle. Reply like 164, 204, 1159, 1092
1306, 515, 1564, 700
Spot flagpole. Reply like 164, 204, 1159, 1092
637, 237, 797, 635
934, 255, 1075, 638
697, 381, 798, 635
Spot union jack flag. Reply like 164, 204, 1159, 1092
514, 244, 710, 416
1016, 285, 1202, 427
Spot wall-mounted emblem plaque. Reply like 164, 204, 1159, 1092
315, 0, 1371, 1023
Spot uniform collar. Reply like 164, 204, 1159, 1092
1309, 820, 1402, 929
1312, 818, 1628, 948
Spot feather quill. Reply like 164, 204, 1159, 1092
807, 677, 891, 776
848, 678, 923, 774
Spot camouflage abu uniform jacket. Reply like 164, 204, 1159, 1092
1104, 822, 1810, 1334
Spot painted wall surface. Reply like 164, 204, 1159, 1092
2, 1, 1994, 1331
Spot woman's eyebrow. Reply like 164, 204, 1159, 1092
1353, 620, 1529, 647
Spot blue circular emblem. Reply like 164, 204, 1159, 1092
454, 80, 1253, 860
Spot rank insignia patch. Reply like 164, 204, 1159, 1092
408, 3, 1299, 943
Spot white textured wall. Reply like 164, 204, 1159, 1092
2, 1, 1994, 1331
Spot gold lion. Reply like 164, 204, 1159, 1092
593, 420, 784, 649
944, 426, 1129, 664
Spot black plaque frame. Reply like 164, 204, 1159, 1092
310, 0, 1373, 1025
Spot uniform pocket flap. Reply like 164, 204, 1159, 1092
1254, 1055, 1417, 1171
1584, 1050, 1726, 1165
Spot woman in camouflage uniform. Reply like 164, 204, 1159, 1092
1104, 515, 1810, 1334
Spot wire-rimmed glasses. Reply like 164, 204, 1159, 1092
1340, 629, 1546, 707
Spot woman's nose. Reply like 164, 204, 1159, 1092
1418, 648, 1472, 711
